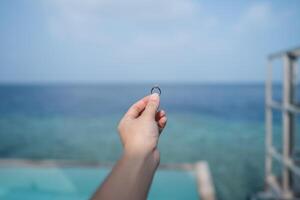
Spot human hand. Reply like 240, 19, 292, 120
92, 94, 167, 200
118, 93, 167, 161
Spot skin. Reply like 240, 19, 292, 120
91, 93, 167, 200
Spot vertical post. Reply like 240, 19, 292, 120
282, 54, 294, 197
195, 162, 216, 200
265, 59, 273, 184
291, 57, 297, 153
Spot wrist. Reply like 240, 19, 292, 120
123, 148, 160, 167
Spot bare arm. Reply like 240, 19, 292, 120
91, 93, 167, 200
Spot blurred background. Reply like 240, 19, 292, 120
1, 0, 300, 199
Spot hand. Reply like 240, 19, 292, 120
118, 93, 167, 161
91, 93, 166, 200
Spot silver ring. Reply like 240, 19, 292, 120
151, 86, 161, 96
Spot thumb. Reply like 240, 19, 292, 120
143, 93, 160, 118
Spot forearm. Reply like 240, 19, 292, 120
91, 149, 160, 200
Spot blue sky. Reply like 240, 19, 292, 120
0, 0, 300, 83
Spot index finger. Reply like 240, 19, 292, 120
125, 95, 150, 119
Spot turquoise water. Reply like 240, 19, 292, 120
0, 167, 198, 200
0, 84, 287, 199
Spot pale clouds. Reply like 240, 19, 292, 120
234, 2, 273, 33
46, 0, 200, 42
39, 0, 299, 82
45, 0, 224, 63
45, 1, 278, 49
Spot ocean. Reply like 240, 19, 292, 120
0, 84, 285, 199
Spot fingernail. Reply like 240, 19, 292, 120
150, 93, 159, 100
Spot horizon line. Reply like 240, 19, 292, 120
0, 80, 273, 86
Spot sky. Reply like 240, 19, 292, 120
0, 0, 300, 83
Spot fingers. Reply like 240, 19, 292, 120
143, 93, 160, 118
155, 110, 166, 121
158, 116, 167, 133
156, 110, 167, 133
125, 95, 150, 119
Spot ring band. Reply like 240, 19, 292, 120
151, 86, 161, 96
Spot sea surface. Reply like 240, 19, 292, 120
0, 84, 288, 199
